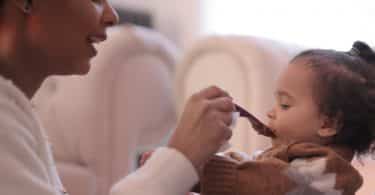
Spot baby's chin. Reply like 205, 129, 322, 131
270, 137, 296, 147
271, 138, 284, 147
271, 136, 323, 147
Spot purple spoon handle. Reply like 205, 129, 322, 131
235, 104, 275, 138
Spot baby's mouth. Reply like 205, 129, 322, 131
253, 125, 276, 138
267, 124, 278, 137
270, 128, 278, 138
235, 104, 276, 138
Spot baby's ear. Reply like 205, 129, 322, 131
317, 127, 337, 138
317, 117, 339, 138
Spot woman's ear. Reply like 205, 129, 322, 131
12, 0, 32, 14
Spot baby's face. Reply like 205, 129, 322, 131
267, 61, 325, 146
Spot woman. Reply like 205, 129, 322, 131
0, 0, 235, 194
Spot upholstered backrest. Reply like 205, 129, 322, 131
32, 25, 178, 195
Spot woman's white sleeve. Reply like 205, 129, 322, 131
111, 147, 199, 195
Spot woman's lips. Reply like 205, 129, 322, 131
88, 44, 97, 56
87, 34, 107, 57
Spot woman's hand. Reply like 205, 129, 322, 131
168, 86, 235, 171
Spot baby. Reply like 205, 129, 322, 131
198, 41, 375, 195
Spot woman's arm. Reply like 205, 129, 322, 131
110, 147, 198, 195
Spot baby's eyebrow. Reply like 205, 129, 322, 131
276, 90, 294, 100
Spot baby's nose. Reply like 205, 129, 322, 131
267, 109, 275, 119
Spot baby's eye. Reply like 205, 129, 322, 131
279, 104, 290, 110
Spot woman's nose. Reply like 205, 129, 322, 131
102, 2, 119, 27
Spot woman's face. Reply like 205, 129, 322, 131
24, 0, 118, 75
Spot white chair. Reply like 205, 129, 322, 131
32, 25, 178, 195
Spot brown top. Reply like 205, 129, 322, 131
198, 142, 363, 195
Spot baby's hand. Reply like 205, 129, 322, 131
139, 150, 154, 167
224, 151, 251, 162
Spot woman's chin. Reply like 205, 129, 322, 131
68, 60, 91, 75
47, 59, 92, 76
76, 63, 91, 75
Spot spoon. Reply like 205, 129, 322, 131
234, 104, 276, 138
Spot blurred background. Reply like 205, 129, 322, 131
31, 1, 375, 195
110, 0, 375, 50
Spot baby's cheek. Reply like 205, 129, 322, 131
272, 117, 289, 132
273, 121, 299, 140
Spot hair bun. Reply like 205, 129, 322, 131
350, 41, 375, 64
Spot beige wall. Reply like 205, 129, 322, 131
109, 0, 201, 48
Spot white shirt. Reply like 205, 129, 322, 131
0, 76, 198, 195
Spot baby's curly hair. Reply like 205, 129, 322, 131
292, 41, 375, 156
